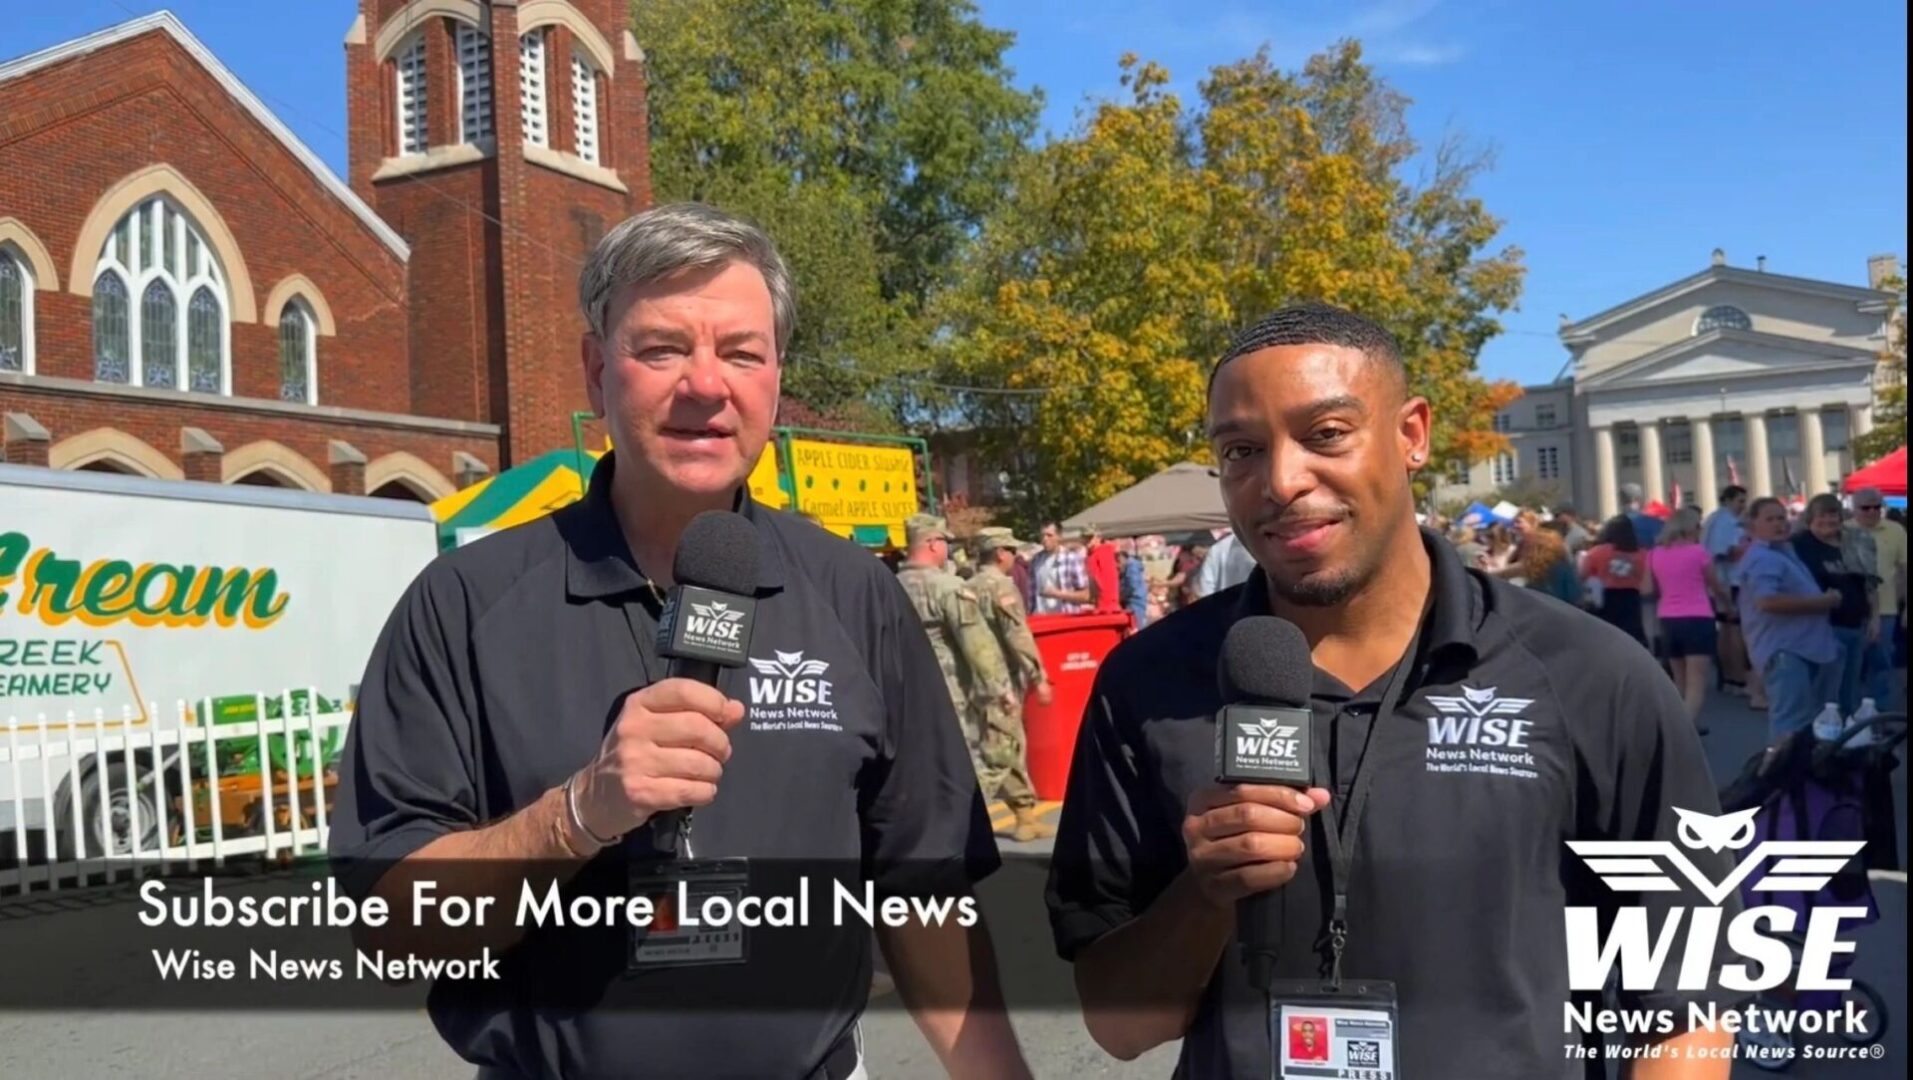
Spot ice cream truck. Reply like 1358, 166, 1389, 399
0, 463, 439, 866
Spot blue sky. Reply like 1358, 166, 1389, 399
5, 0, 1905, 387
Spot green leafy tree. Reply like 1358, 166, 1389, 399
937, 43, 1524, 519
1852, 264, 1905, 467
633, 0, 1040, 423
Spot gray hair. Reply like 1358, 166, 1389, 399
1659, 505, 1703, 546
578, 202, 797, 353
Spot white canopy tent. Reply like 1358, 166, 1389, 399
1062, 462, 1231, 538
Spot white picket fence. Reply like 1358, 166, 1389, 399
0, 692, 350, 898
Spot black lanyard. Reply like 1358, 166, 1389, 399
1315, 601, 1432, 989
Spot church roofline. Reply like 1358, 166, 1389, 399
0, 10, 410, 261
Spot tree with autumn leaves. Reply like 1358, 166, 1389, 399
936, 44, 1525, 518
633, 0, 1526, 510
634, 0, 1038, 428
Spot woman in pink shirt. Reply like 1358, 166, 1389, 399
1650, 507, 1730, 730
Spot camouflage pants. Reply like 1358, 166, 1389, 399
973, 696, 1036, 811
941, 674, 981, 767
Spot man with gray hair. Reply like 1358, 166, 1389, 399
1620, 481, 1663, 549
331, 202, 1031, 1079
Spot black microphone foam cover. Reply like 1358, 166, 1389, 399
672, 510, 761, 596
1219, 616, 1312, 707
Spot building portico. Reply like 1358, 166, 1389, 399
1560, 251, 1896, 518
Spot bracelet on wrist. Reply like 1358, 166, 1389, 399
564, 772, 622, 849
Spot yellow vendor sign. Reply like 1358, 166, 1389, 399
787, 438, 919, 548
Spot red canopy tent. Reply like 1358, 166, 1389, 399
1842, 446, 1907, 497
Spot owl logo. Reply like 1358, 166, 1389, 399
1676, 806, 1760, 853
1568, 807, 1863, 905
748, 650, 831, 679
690, 601, 747, 623
1426, 684, 1534, 719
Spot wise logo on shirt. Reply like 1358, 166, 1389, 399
744, 650, 843, 733
1421, 685, 1540, 780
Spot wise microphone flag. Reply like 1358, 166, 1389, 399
1214, 616, 1315, 788
1214, 615, 1316, 995
655, 511, 761, 672
650, 510, 761, 858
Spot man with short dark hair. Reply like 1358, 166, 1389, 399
1048, 301, 1731, 1078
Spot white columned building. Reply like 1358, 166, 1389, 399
1556, 251, 1898, 518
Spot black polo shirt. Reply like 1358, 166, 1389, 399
328, 452, 997, 1079
1046, 530, 1727, 1079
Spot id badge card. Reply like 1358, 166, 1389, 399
627, 857, 751, 970
1268, 979, 1401, 1080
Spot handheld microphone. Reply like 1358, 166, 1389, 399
650, 510, 762, 859
1214, 616, 1314, 993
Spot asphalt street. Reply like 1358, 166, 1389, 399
0, 685, 1902, 1079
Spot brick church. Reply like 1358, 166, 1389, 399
0, 1, 650, 499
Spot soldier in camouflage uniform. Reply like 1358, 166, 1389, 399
894, 514, 1015, 786
971, 529, 1056, 842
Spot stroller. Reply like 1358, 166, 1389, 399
1716, 710, 1908, 1072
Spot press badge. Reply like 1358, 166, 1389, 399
1268, 979, 1401, 1080
627, 858, 751, 970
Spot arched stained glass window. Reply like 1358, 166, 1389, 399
93, 196, 228, 392
278, 301, 314, 404
93, 271, 130, 383
141, 280, 177, 388
0, 251, 26, 374
188, 287, 222, 393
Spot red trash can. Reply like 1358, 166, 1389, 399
1023, 613, 1134, 801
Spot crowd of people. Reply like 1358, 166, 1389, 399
1435, 481, 1907, 742
909, 475, 1910, 742
923, 474, 1906, 748
905, 519, 1259, 631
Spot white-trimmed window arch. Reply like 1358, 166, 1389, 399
91, 196, 229, 394
0, 244, 31, 374
392, 17, 496, 155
